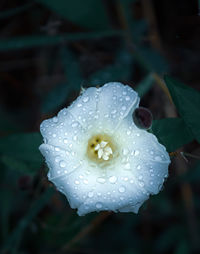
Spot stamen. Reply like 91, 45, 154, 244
95, 141, 113, 161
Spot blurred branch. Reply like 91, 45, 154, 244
0, 30, 124, 51
116, 0, 173, 104
175, 151, 200, 251
141, 0, 163, 51
0, 2, 35, 19
61, 211, 112, 252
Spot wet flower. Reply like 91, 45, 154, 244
39, 82, 170, 216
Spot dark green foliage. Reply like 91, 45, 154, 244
36, 0, 110, 30
164, 75, 200, 143
0, 1, 199, 254
152, 118, 194, 152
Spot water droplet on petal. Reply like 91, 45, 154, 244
59, 161, 66, 168
155, 156, 162, 161
119, 186, 126, 193
83, 179, 88, 184
109, 176, 117, 184
83, 96, 89, 102
52, 117, 58, 123
88, 192, 94, 198
97, 177, 106, 184
75, 180, 80, 185
134, 150, 140, 156
139, 181, 144, 187
96, 202, 103, 209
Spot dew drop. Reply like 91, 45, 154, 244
139, 181, 144, 187
83, 96, 89, 102
137, 165, 141, 170
52, 133, 56, 138
109, 176, 117, 184
119, 186, 126, 193
155, 156, 162, 161
63, 138, 68, 144
97, 177, 106, 184
127, 130, 131, 135
134, 150, 140, 156
75, 180, 80, 185
122, 148, 129, 156
122, 106, 126, 110
96, 202, 103, 209
83, 179, 88, 184
59, 160, 66, 168
72, 122, 78, 128
52, 117, 58, 123
77, 103, 82, 107
88, 192, 94, 198
125, 96, 130, 101
55, 156, 60, 163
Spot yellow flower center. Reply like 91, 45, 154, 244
87, 134, 116, 163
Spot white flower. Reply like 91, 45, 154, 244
39, 82, 170, 216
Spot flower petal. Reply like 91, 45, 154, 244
115, 118, 170, 194
68, 87, 99, 129
40, 108, 89, 154
96, 82, 139, 132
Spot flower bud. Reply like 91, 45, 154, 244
133, 107, 153, 130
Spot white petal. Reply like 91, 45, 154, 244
67, 87, 99, 129
115, 118, 170, 195
40, 108, 88, 154
96, 82, 139, 133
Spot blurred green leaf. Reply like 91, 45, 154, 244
0, 30, 123, 51
41, 47, 83, 113
135, 72, 154, 97
36, 0, 110, 30
60, 47, 83, 89
88, 48, 133, 84
0, 190, 13, 241
0, 133, 43, 174
3, 187, 54, 254
164, 75, 200, 143
41, 83, 70, 114
175, 240, 190, 254
137, 47, 169, 74
155, 224, 184, 252
152, 118, 194, 152
180, 161, 200, 183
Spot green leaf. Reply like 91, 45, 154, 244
164, 75, 200, 143
0, 133, 43, 173
36, 0, 110, 30
151, 118, 194, 152
135, 73, 154, 97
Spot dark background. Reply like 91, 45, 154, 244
0, 0, 200, 253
